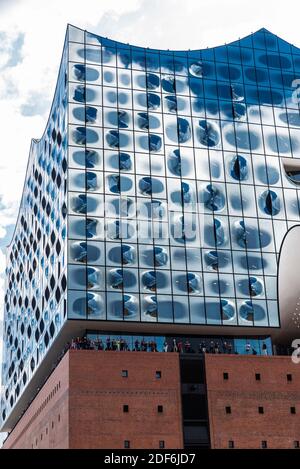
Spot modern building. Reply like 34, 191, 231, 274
1, 24, 300, 448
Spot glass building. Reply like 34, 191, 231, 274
1, 24, 300, 430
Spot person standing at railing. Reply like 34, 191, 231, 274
245, 342, 251, 354
262, 342, 268, 356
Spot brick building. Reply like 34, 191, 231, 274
3, 351, 300, 449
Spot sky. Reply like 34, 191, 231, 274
0, 0, 300, 431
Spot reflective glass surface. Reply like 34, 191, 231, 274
67, 26, 300, 329
2, 24, 300, 428
1, 32, 69, 424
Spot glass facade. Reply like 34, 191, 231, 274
1, 33, 69, 426
67, 26, 299, 327
2, 24, 300, 428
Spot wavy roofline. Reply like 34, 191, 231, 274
5, 24, 300, 251
69, 23, 300, 53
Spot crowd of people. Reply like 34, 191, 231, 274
69, 336, 159, 352
67, 336, 269, 356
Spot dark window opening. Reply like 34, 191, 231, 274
291, 406, 296, 414
258, 406, 264, 414
182, 394, 208, 420
223, 372, 229, 380
123, 405, 129, 413
156, 371, 162, 379
228, 440, 234, 448
122, 370, 128, 378
287, 374, 293, 382
159, 440, 165, 449
294, 441, 299, 448
261, 440, 267, 449
180, 357, 205, 384
158, 405, 163, 413
124, 440, 130, 449
225, 406, 231, 414
255, 373, 261, 381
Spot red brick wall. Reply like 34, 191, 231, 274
2, 350, 183, 449
2, 353, 69, 449
68, 350, 183, 449
205, 354, 300, 449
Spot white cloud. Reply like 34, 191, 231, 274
0, 31, 24, 70
0, 0, 20, 11
0, 249, 5, 273
0, 227, 6, 240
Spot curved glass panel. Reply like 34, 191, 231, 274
230, 155, 248, 181
203, 184, 225, 212
142, 271, 156, 291
109, 269, 123, 289
143, 295, 158, 320
119, 152, 132, 171
154, 247, 168, 266
122, 245, 136, 265
123, 295, 138, 319
259, 190, 281, 216
146, 73, 160, 90
197, 120, 220, 147
168, 149, 181, 176
282, 158, 300, 185
221, 300, 235, 321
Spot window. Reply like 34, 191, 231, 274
124, 440, 130, 449
294, 441, 299, 449
258, 406, 264, 414
51, 421, 54, 429
46, 428, 48, 435
287, 374, 293, 382
225, 406, 231, 414
158, 405, 163, 413
58, 414, 60, 422
159, 441, 165, 449
255, 373, 261, 381
156, 371, 162, 379
290, 406, 296, 415
261, 440, 267, 449
282, 158, 300, 185
123, 405, 129, 413
223, 372, 229, 380
122, 370, 128, 378
228, 440, 234, 449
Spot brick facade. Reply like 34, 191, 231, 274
2, 350, 183, 449
2, 352, 69, 449
205, 354, 300, 449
